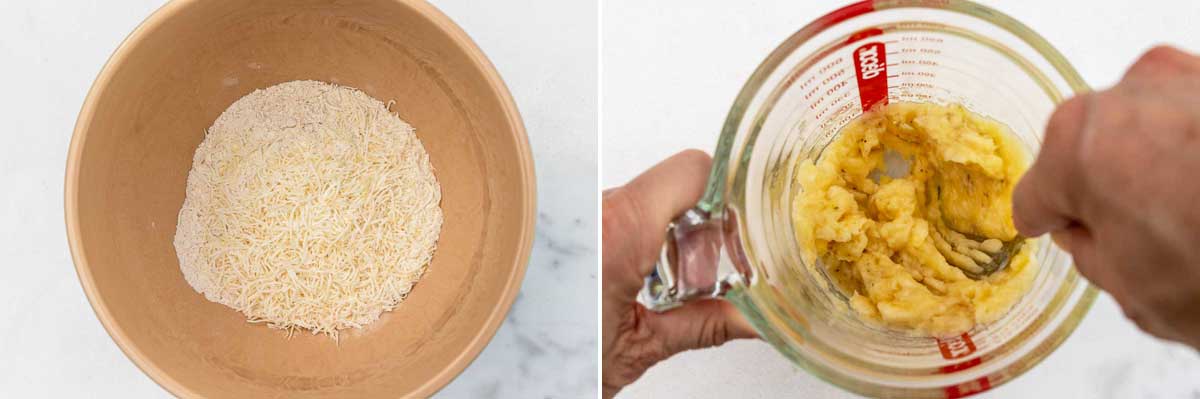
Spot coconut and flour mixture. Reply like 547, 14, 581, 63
174, 80, 442, 338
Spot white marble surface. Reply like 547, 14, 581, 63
602, 0, 1200, 398
0, 0, 595, 398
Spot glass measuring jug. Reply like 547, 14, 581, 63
637, 1, 1099, 397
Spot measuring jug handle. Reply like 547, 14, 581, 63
637, 207, 736, 311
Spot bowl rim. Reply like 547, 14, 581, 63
62, 0, 536, 397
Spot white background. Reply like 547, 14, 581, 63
603, 1, 1200, 398
0, 0, 596, 398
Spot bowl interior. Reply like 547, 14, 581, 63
66, 0, 534, 397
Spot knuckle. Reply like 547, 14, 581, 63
1142, 45, 1184, 64
601, 186, 654, 269
601, 188, 639, 248
1046, 94, 1087, 135
1090, 91, 1135, 130
1070, 252, 1099, 283
1125, 45, 1197, 81
1131, 46, 1177, 72
1038, 95, 1089, 177
1076, 93, 1132, 163
603, 187, 637, 230
697, 311, 730, 348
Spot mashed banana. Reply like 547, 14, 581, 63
792, 102, 1036, 336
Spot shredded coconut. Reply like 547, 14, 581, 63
174, 80, 442, 339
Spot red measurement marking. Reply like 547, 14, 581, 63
807, 95, 826, 110
821, 69, 848, 86
852, 41, 888, 111
845, 27, 884, 44
937, 333, 977, 359
826, 80, 849, 96
901, 82, 935, 89
902, 92, 934, 101
941, 357, 981, 373
945, 378, 992, 399
798, 74, 818, 91
803, 85, 820, 100
817, 58, 845, 74
937, 334, 992, 397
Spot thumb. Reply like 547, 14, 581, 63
602, 149, 713, 300
646, 300, 758, 355
1012, 94, 1090, 236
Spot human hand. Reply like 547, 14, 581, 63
1012, 46, 1200, 348
601, 150, 757, 398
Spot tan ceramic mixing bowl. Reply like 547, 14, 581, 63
64, 0, 535, 397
